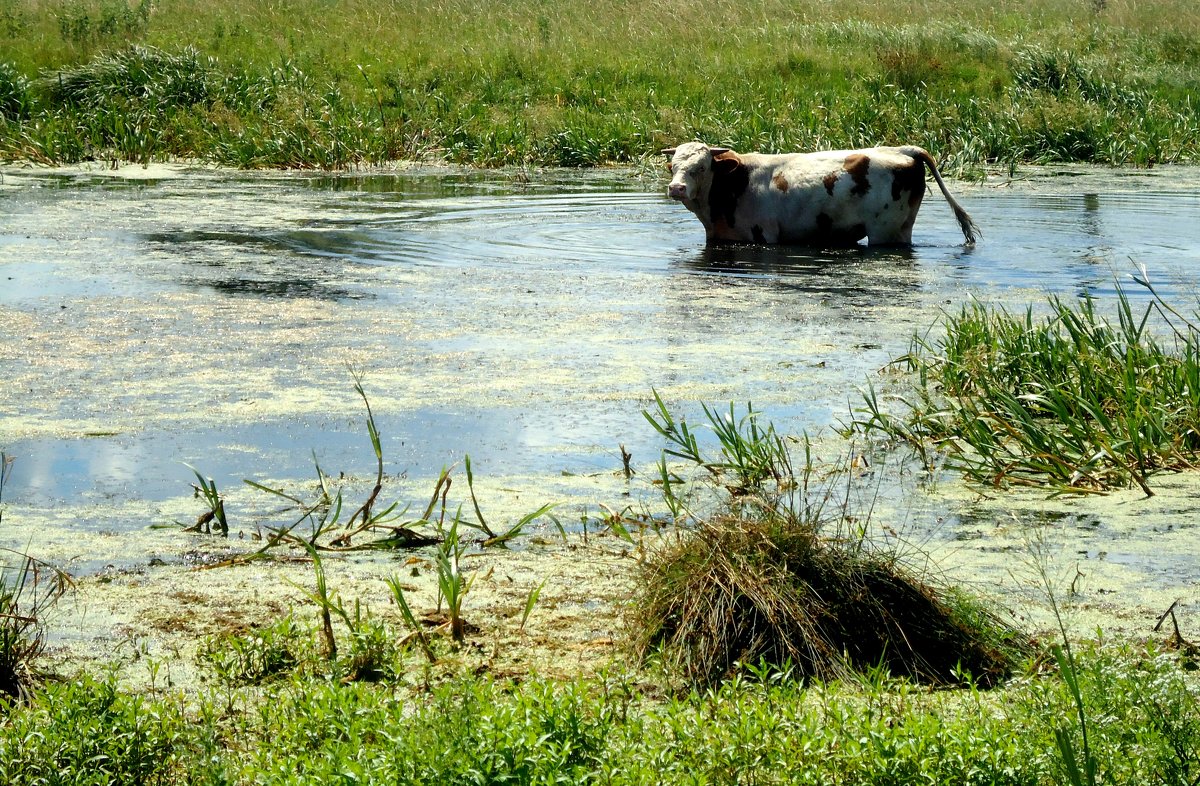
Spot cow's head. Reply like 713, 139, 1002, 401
662, 142, 731, 202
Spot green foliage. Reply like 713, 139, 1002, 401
0, 0, 1198, 167
200, 615, 305, 686
5, 644, 1199, 784
0, 61, 29, 119
0, 675, 189, 784
855, 274, 1200, 495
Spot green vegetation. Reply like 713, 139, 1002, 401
1, 0, 1198, 168
4, 386, 1200, 781
856, 273, 1200, 496
1, 642, 1200, 784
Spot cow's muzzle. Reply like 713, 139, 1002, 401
667, 182, 689, 200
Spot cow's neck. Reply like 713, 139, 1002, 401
682, 189, 716, 237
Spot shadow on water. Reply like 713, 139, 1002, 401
144, 229, 373, 301
674, 242, 923, 303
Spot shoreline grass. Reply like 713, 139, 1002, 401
1, 0, 1198, 168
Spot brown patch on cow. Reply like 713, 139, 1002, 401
822, 171, 838, 196
752, 225, 766, 243
708, 150, 749, 231
772, 173, 789, 193
844, 154, 871, 196
891, 160, 927, 207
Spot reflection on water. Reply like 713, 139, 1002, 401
676, 243, 923, 306
3, 164, 1200, 542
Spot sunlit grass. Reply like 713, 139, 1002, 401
1, 0, 1198, 167
855, 271, 1200, 495
3, 641, 1200, 784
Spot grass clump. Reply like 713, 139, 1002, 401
856, 271, 1200, 495
633, 395, 1027, 690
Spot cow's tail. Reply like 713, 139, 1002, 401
899, 146, 979, 245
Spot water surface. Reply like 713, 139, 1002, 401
3, 163, 1200, 588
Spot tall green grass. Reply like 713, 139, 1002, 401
856, 274, 1200, 495
1, 0, 1198, 167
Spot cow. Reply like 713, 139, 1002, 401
662, 142, 978, 247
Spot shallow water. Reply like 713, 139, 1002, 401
3, 163, 1200, 600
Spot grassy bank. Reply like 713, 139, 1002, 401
3, 642, 1200, 785
0, 0, 1198, 168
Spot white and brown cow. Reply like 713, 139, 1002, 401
662, 142, 978, 246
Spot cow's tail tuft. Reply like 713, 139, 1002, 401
899, 146, 979, 245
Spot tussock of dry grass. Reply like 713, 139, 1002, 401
634, 514, 1023, 689
633, 395, 1028, 690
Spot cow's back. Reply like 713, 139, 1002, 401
728, 148, 926, 245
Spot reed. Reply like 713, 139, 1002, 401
856, 273, 1200, 495
0, 453, 71, 704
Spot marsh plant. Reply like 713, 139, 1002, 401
199, 615, 304, 686
856, 271, 1200, 496
634, 398, 1027, 689
182, 462, 228, 537
198, 372, 553, 565
0, 453, 71, 704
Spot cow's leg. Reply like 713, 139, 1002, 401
750, 221, 780, 244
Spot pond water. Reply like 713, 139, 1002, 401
3, 163, 1200, 598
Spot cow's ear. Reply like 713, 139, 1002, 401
708, 147, 731, 156
711, 149, 743, 175
660, 147, 676, 155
